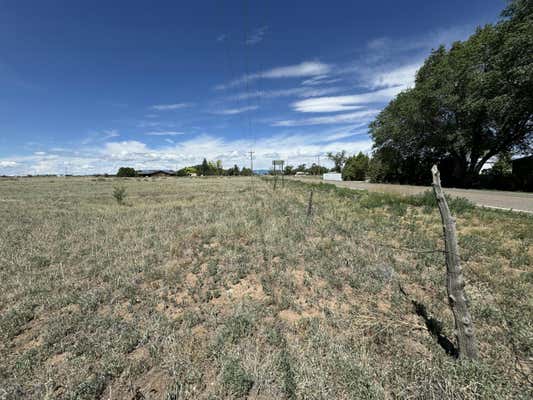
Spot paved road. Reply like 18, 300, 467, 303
291, 177, 533, 213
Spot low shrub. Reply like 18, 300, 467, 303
112, 185, 127, 205
406, 190, 475, 214
221, 359, 254, 397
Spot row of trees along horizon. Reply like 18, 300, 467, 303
117, 147, 525, 189
117, 0, 531, 190
116, 152, 390, 181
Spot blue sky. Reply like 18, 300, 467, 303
0, 0, 505, 175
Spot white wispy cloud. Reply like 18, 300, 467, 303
81, 129, 119, 145
325, 130, 366, 141
150, 103, 192, 111
0, 160, 18, 168
367, 37, 388, 50
144, 131, 185, 136
136, 120, 178, 128
216, 61, 332, 90
0, 126, 373, 175
262, 61, 331, 79
102, 141, 151, 160
368, 63, 420, 89
232, 86, 342, 101
246, 26, 268, 45
301, 75, 341, 86
291, 86, 408, 113
213, 105, 258, 115
103, 129, 120, 139
366, 25, 476, 55
293, 97, 364, 113
273, 109, 379, 127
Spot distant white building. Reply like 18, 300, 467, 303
323, 173, 342, 181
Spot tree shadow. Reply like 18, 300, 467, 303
411, 300, 459, 358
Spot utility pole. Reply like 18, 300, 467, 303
248, 150, 255, 174
248, 150, 255, 193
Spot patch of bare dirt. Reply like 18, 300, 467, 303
155, 301, 184, 320
128, 346, 150, 362
227, 274, 266, 302
278, 308, 322, 325
185, 272, 198, 288
45, 352, 71, 368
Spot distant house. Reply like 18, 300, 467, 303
136, 169, 175, 177
512, 156, 533, 191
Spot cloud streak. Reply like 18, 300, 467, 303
246, 26, 268, 45
216, 61, 332, 90
150, 103, 192, 111
273, 109, 379, 127
144, 131, 185, 136
0, 161, 18, 168
232, 86, 342, 101
291, 86, 409, 113
81, 129, 119, 145
213, 105, 258, 115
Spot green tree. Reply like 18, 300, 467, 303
307, 163, 328, 176
283, 165, 294, 175
176, 166, 197, 176
342, 152, 370, 181
198, 158, 217, 176
207, 161, 217, 176
240, 167, 252, 176
227, 164, 240, 176
295, 164, 307, 173
199, 158, 209, 176
370, 0, 532, 187
326, 151, 347, 173
116, 167, 136, 177
490, 153, 513, 176
479, 153, 516, 190
367, 157, 387, 183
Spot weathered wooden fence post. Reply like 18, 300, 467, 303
306, 189, 314, 219
431, 165, 478, 360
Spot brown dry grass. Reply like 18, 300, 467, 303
0, 176, 531, 399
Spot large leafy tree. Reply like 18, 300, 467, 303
116, 167, 136, 177
308, 163, 329, 176
198, 158, 217, 176
326, 151, 347, 173
370, 0, 532, 187
342, 152, 370, 181
227, 164, 240, 176
283, 165, 294, 175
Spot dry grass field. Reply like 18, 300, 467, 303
0, 176, 531, 399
